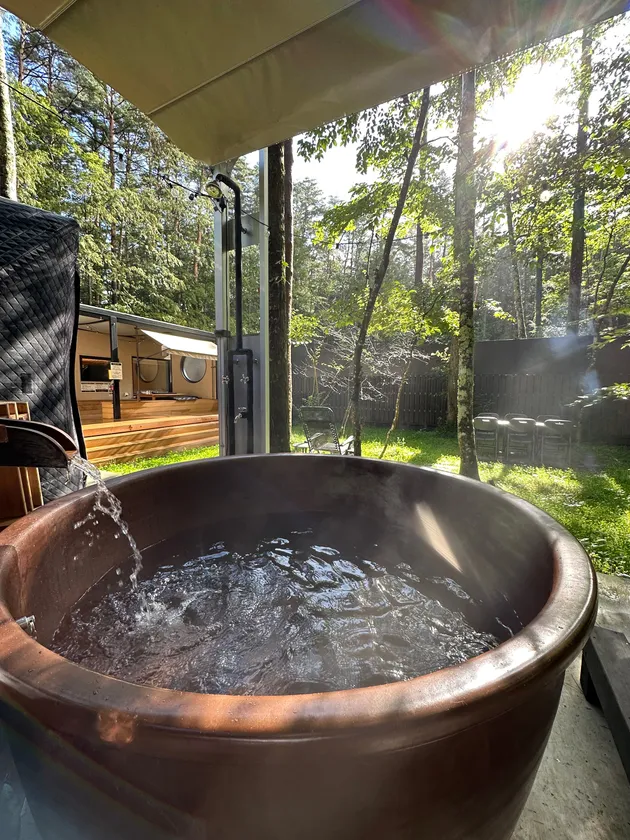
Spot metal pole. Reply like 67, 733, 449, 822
109, 315, 121, 420
134, 326, 140, 400
258, 148, 270, 453
214, 203, 230, 457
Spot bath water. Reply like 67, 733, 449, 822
52, 522, 500, 695
71, 455, 143, 586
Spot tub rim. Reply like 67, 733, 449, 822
0, 455, 597, 743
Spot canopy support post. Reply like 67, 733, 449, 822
214, 202, 230, 457
109, 315, 121, 421
258, 148, 270, 454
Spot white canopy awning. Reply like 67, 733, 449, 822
6, 1, 625, 164
141, 329, 217, 361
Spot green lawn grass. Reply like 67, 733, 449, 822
103, 428, 630, 576
103, 443, 220, 475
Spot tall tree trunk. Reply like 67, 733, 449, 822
535, 248, 544, 336
46, 42, 54, 98
414, 222, 423, 294
193, 219, 202, 282
593, 222, 615, 320
447, 334, 458, 427
17, 19, 27, 84
0, 13, 17, 201
107, 91, 118, 304
567, 28, 592, 334
505, 190, 527, 338
268, 142, 290, 452
454, 71, 480, 480
350, 87, 431, 455
283, 137, 294, 440
107, 94, 116, 190
414, 117, 428, 297
192, 169, 204, 282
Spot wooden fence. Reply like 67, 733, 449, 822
293, 372, 581, 429
473, 373, 580, 420
579, 399, 630, 445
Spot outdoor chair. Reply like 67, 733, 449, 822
474, 416, 500, 461
298, 406, 355, 455
540, 419, 573, 468
505, 412, 527, 421
534, 415, 560, 460
477, 412, 499, 419
505, 417, 536, 465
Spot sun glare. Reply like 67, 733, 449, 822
481, 63, 567, 154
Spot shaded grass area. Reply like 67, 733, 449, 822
104, 428, 630, 575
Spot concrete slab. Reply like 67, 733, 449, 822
514, 658, 630, 839
514, 572, 630, 839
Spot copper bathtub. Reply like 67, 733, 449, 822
0, 455, 596, 840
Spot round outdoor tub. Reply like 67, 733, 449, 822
0, 455, 596, 840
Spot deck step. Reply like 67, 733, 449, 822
85, 421, 218, 450
84, 415, 220, 465
82, 413, 218, 437
86, 424, 218, 458
89, 436, 219, 466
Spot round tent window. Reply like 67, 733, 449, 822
138, 359, 159, 383
181, 356, 207, 383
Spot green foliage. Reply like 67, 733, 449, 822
4, 11, 630, 354
6, 22, 218, 329
569, 383, 630, 408
290, 313, 322, 345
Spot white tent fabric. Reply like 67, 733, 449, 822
141, 329, 218, 361
6, 1, 626, 163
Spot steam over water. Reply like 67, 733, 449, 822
52, 518, 501, 695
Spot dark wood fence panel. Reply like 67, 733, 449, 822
293, 372, 583, 430
580, 399, 630, 445
474, 373, 580, 419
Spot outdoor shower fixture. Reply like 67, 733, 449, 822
212, 158, 269, 456
212, 173, 255, 456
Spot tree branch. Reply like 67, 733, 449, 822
351, 86, 431, 455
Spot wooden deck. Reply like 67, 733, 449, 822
80, 399, 219, 465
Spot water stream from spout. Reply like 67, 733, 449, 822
71, 455, 143, 587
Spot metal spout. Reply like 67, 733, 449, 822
16, 615, 37, 638
0, 418, 78, 468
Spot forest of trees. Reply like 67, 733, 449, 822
0, 10, 628, 460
